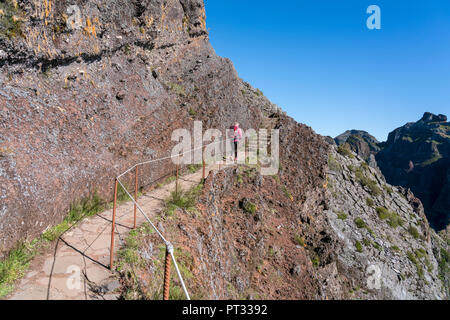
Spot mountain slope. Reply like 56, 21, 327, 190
327, 146, 446, 299
334, 130, 381, 163
334, 113, 450, 231
0, 0, 278, 255
116, 144, 448, 299
375, 113, 450, 231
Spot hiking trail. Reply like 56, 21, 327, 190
7, 162, 222, 300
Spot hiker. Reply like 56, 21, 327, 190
225, 125, 235, 161
233, 122, 243, 163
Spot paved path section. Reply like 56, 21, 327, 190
8, 162, 222, 300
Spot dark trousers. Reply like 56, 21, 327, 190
234, 141, 238, 159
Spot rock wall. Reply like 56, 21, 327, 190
376, 112, 450, 231
334, 113, 450, 231
334, 130, 381, 162
122, 138, 447, 299
0, 0, 275, 255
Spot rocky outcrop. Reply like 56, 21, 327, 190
334, 113, 450, 231
119, 143, 447, 299
375, 112, 450, 231
334, 130, 381, 163
326, 147, 446, 299
0, 0, 276, 255
1, 0, 448, 300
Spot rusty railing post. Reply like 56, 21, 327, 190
176, 163, 179, 196
110, 178, 118, 271
202, 145, 206, 182
134, 166, 138, 229
218, 138, 221, 171
163, 245, 172, 300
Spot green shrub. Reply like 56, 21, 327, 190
372, 241, 382, 251
337, 211, 348, 220
187, 164, 201, 173
353, 217, 376, 237
355, 169, 381, 196
402, 136, 413, 143
420, 154, 442, 167
414, 249, 433, 273
242, 200, 257, 214
376, 207, 404, 228
354, 217, 367, 229
407, 251, 424, 279
407, 251, 418, 264
0, 189, 117, 297
366, 227, 375, 237
188, 107, 197, 117
361, 162, 369, 171
382, 184, 393, 195
355, 241, 363, 253
0, 1, 24, 38
311, 255, 320, 268
294, 235, 305, 247
168, 82, 186, 97
117, 183, 132, 203
328, 154, 342, 172
376, 207, 389, 220
0, 242, 37, 297
282, 185, 293, 200
366, 197, 374, 207
387, 212, 404, 228
337, 145, 354, 158
165, 183, 202, 215
408, 225, 420, 239
156, 176, 176, 189
438, 248, 449, 284
123, 44, 132, 55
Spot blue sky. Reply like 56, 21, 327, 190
204, 0, 450, 141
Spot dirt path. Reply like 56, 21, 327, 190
7, 162, 223, 300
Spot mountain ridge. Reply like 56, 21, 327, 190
0, 1, 448, 300
334, 112, 450, 231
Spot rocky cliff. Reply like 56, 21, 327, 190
376, 113, 450, 231
117, 141, 448, 299
335, 113, 450, 231
334, 130, 381, 163
0, 0, 280, 255
326, 147, 447, 299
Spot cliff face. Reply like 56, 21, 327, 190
0, 0, 278, 255
117, 141, 448, 299
158, 116, 329, 299
334, 130, 381, 163
334, 113, 450, 231
326, 147, 446, 299
375, 113, 450, 231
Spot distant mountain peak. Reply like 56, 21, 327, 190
420, 112, 447, 123
377, 112, 450, 231
333, 130, 381, 164
333, 112, 449, 231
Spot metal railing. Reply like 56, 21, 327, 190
109, 137, 234, 300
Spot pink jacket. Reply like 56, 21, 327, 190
234, 127, 242, 142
